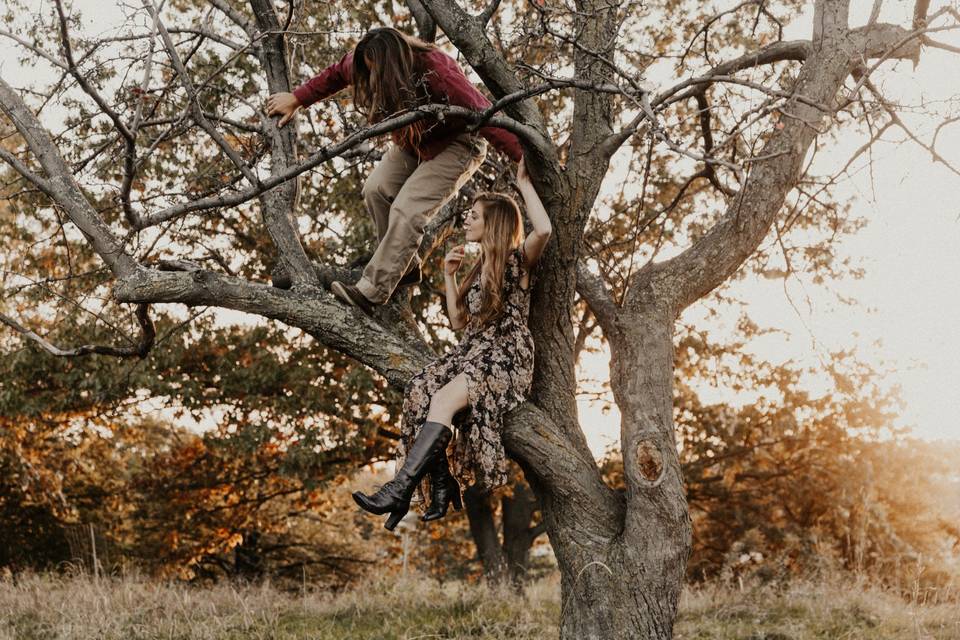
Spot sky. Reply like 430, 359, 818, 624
1, 1, 958, 458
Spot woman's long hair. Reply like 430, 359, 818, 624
352, 27, 437, 149
456, 192, 524, 328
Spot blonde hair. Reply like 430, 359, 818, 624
456, 192, 524, 327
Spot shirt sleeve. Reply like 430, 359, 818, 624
292, 50, 354, 108
426, 51, 524, 163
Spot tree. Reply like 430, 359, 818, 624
2, 0, 957, 637
600, 320, 960, 592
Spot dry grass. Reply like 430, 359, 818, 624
676, 576, 960, 640
2, 568, 958, 639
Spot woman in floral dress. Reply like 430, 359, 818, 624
352, 159, 551, 530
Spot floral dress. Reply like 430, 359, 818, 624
397, 245, 536, 506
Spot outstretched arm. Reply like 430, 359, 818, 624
515, 158, 552, 269
291, 50, 354, 107
266, 51, 354, 128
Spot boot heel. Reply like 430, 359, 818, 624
384, 509, 406, 531
452, 490, 463, 511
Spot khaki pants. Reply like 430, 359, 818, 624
356, 133, 487, 303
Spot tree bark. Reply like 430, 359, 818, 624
500, 480, 542, 587
463, 484, 509, 583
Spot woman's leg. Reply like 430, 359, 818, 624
419, 373, 470, 521
425, 372, 470, 427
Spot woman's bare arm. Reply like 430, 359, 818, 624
443, 245, 467, 330
515, 158, 552, 269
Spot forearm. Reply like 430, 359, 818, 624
479, 126, 523, 163
517, 183, 551, 235
292, 51, 353, 108
444, 274, 465, 329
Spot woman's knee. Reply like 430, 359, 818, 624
429, 380, 467, 417
428, 390, 460, 418
428, 393, 450, 416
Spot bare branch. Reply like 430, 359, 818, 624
209, 0, 257, 39
863, 76, 960, 179
656, 41, 813, 108
0, 76, 138, 276
405, 0, 437, 42
0, 304, 155, 358
0, 29, 68, 70
135, 101, 546, 229
575, 263, 619, 340
54, 0, 145, 227
631, 0, 853, 315
868, 0, 883, 26
144, 0, 260, 186
0, 145, 54, 194
247, 0, 317, 289
922, 36, 960, 55
913, 0, 932, 30
477, 0, 502, 27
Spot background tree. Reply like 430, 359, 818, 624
2, 0, 959, 637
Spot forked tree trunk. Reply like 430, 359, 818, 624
541, 314, 690, 639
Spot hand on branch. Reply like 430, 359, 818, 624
266, 92, 302, 128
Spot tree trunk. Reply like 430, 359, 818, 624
464, 484, 509, 583
464, 476, 543, 588
501, 480, 541, 587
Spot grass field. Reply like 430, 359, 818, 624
2, 569, 958, 639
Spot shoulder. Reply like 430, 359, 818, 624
423, 47, 454, 66
423, 48, 467, 79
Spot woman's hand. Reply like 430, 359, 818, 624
516, 156, 533, 189
266, 92, 301, 128
444, 244, 466, 275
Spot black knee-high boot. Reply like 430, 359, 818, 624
352, 420, 452, 531
421, 451, 463, 521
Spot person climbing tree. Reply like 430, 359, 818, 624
266, 26, 524, 315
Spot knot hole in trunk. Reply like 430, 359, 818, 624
635, 439, 664, 485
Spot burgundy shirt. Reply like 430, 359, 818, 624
292, 48, 523, 163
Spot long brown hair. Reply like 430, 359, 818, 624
456, 192, 525, 327
351, 27, 437, 149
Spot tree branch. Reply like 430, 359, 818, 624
629, 0, 853, 315
477, 0, 502, 27
0, 304, 155, 358
405, 0, 437, 42
246, 0, 317, 289
209, 0, 257, 39
134, 102, 547, 229
575, 262, 619, 341
144, 0, 260, 187
0, 76, 138, 276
